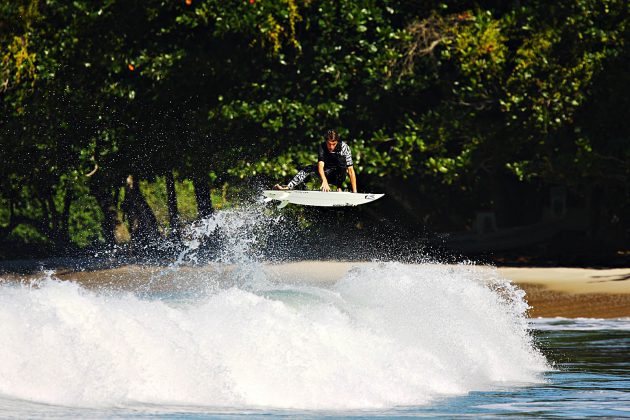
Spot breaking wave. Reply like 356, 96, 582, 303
0, 207, 547, 410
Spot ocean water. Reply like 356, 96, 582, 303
1, 208, 628, 418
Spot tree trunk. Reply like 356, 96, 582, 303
165, 170, 180, 239
192, 175, 213, 219
38, 192, 62, 246
0, 199, 16, 240
121, 174, 161, 246
89, 176, 120, 246
59, 185, 73, 246
42, 194, 55, 237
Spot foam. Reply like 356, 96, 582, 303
0, 262, 547, 410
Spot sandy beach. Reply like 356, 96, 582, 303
1, 260, 629, 318
498, 267, 630, 318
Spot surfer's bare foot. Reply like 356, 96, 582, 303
337, 188, 342, 192
273, 184, 289, 190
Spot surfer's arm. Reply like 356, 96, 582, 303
318, 161, 331, 192
347, 166, 357, 193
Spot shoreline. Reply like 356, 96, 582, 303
497, 266, 630, 319
1, 259, 629, 319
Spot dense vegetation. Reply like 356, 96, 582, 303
1, 0, 628, 259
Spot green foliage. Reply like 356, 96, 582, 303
140, 178, 169, 235
69, 189, 104, 248
8, 224, 47, 244
175, 179, 199, 221
1, 0, 628, 250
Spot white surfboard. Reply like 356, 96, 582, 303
263, 190, 384, 208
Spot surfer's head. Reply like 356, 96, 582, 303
325, 129, 339, 152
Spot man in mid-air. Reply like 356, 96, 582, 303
274, 129, 357, 193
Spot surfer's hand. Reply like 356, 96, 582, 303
321, 182, 331, 192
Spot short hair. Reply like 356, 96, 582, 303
325, 129, 339, 142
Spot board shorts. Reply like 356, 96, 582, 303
287, 164, 347, 189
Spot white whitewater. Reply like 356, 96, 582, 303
0, 206, 548, 411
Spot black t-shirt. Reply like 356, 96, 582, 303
317, 141, 353, 169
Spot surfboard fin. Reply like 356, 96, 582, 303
278, 200, 289, 209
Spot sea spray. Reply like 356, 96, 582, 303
145, 204, 286, 296
0, 260, 547, 410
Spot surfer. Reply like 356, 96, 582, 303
274, 129, 357, 193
